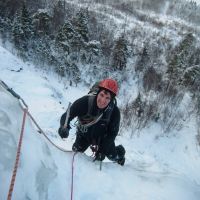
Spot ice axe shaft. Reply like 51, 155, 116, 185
64, 102, 72, 128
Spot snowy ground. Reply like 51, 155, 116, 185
0, 45, 200, 200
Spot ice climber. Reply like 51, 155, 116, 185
58, 78, 125, 165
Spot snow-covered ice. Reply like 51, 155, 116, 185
0, 45, 200, 200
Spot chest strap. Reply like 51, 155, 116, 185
77, 113, 103, 133
77, 95, 114, 133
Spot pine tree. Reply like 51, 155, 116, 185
167, 33, 196, 84
70, 63, 81, 86
182, 65, 200, 91
0, 0, 22, 18
20, 2, 33, 40
12, 14, 22, 50
12, 2, 33, 55
52, 0, 65, 32
84, 40, 102, 64
33, 36, 53, 66
132, 93, 144, 117
73, 8, 89, 43
112, 35, 128, 70
32, 10, 51, 36
56, 20, 75, 53
0, 17, 12, 43
100, 29, 114, 65
135, 46, 151, 72
143, 67, 162, 92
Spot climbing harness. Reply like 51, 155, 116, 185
77, 113, 103, 133
76, 95, 115, 133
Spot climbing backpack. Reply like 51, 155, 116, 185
88, 81, 100, 95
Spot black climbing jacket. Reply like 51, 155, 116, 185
60, 95, 120, 143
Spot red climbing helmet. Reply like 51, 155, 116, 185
99, 78, 118, 96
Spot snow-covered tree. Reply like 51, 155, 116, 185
32, 10, 51, 36
167, 33, 196, 84
33, 36, 53, 66
0, 17, 12, 43
55, 20, 75, 53
0, 0, 22, 18
135, 46, 151, 72
69, 63, 81, 86
143, 67, 162, 92
12, 2, 34, 56
182, 65, 200, 91
111, 35, 128, 70
52, 0, 65, 32
73, 8, 89, 43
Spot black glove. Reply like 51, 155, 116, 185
58, 127, 69, 138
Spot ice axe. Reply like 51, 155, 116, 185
63, 102, 72, 129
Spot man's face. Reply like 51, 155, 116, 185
97, 90, 111, 109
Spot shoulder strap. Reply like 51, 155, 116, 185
87, 95, 95, 116
79, 95, 116, 128
102, 100, 115, 124
87, 95, 116, 121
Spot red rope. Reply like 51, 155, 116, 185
71, 152, 77, 200
7, 108, 27, 200
2, 81, 75, 200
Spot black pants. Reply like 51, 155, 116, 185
72, 133, 125, 161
